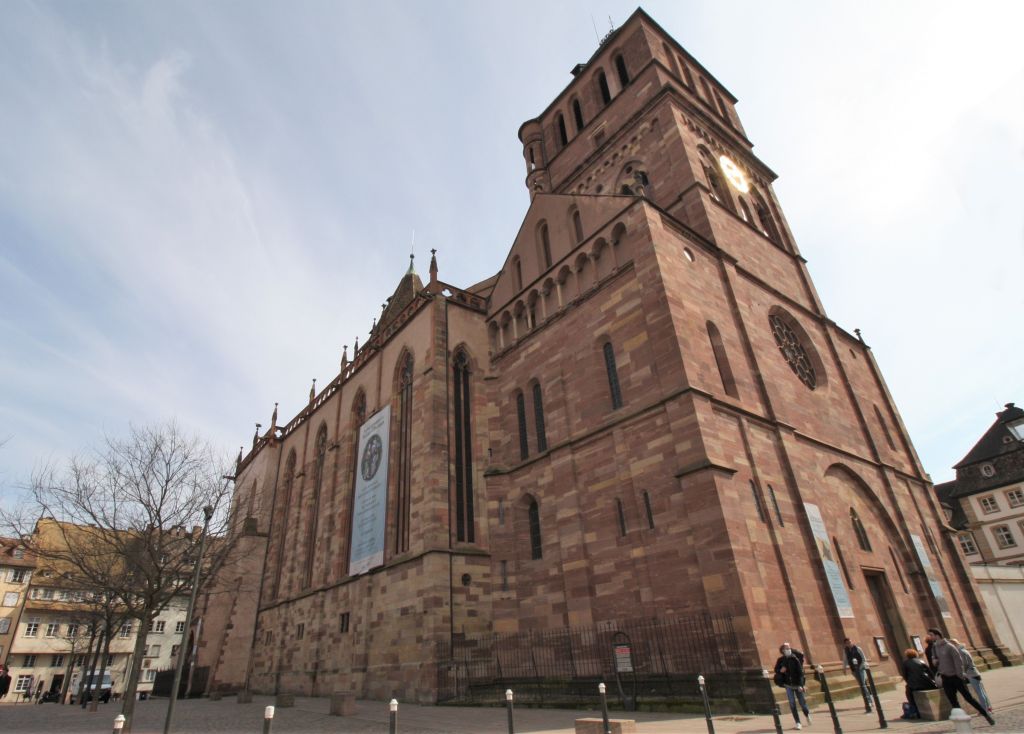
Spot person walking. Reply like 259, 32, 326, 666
951, 639, 993, 713
900, 648, 936, 719
931, 628, 995, 726
774, 642, 812, 730
0, 665, 11, 700
842, 637, 873, 712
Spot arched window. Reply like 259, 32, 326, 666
834, 536, 855, 589
700, 77, 714, 105
614, 54, 629, 87
303, 423, 328, 587
616, 497, 628, 536
345, 391, 366, 575
714, 90, 730, 121
851, 508, 872, 552
874, 404, 897, 450
663, 43, 680, 76
753, 190, 782, 244
750, 481, 767, 523
643, 490, 655, 529
571, 209, 584, 243
453, 351, 475, 543
698, 146, 731, 207
572, 98, 584, 132
516, 390, 529, 460
528, 498, 543, 559
395, 353, 414, 555
706, 321, 738, 398
539, 223, 552, 269
532, 382, 547, 453
272, 449, 297, 599
602, 342, 623, 409
738, 198, 753, 224
768, 485, 784, 526
597, 70, 611, 106
680, 60, 695, 89
512, 256, 523, 292
556, 113, 568, 147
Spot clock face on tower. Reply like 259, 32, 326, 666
718, 155, 749, 193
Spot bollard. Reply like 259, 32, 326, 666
505, 689, 515, 734
113, 714, 126, 734
263, 705, 274, 734
949, 707, 972, 734
389, 698, 398, 734
598, 682, 611, 734
815, 664, 843, 734
761, 668, 784, 734
863, 664, 887, 729
697, 675, 715, 734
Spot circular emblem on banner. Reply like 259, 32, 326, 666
361, 434, 383, 480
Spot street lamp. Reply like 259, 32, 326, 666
162, 505, 215, 734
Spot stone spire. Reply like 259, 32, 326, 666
309, 378, 317, 403
340, 344, 348, 371
252, 423, 262, 448
429, 248, 439, 293
270, 402, 278, 430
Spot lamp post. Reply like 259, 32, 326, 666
262, 705, 274, 734
762, 669, 783, 734
598, 682, 611, 734
505, 688, 515, 734
162, 505, 214, 734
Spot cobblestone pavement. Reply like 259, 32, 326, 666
1, 665, 1021, 733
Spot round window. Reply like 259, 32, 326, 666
769, 313, 818, 390
981, 463, 995, 478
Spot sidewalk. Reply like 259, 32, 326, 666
0, 665, 1020, 733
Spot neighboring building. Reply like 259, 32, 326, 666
936, 402, 1024, 565
0, 538, 35, 666
4, 521, 190, 701
197, 8, 1013, 705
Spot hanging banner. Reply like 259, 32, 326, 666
803, 503, 855, 618
910, 534, 952, 619
349, 405, 391, 576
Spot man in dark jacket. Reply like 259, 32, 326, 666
901, 648, 936, 718
0, 665, 11, 700
931, 628, 994, 726
774, 642, 812, 730
843, 637, 872, 712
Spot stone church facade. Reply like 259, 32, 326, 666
195, 9, 1012, 703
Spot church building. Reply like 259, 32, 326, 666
195, 8, 1012, 705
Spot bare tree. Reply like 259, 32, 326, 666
2, 422, 235, 732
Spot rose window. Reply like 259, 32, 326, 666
769, 314, 817, 389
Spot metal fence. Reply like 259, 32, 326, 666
437, 612, 742, 704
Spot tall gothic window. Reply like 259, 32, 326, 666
602, 342, 623, 409
345, 391, 366, 575
539, 222, 552, 269
614, 54, 629, 87
572, 209, 584, 243
528, 498, 543, 560
597, 70, 611, 105
453, 351, 475, 543
706, 321, 738, 398
615, 497, 627, 536
532, 382, 547, 453
851, 508, 872, 552
572, 98, 584, 131
516, 390, 529, 460
395, 353, 414, 554
272, 450, 297, 599
556, 113, 568, 147
303, 424, 328, 588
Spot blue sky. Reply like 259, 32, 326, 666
1, 1, 1022, 501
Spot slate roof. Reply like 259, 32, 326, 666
955, 402, 1024, 468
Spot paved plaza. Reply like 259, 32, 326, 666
1, 666, 1021, 734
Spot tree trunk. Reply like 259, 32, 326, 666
92, 621, 114, 710
80, 625, 102, 708
119, 615, 150, 733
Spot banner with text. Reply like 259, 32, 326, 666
804, 502, 855, 618
349, 405, 391, 576
910, 533, 952, 619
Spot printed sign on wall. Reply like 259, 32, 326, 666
910, 534, 953, 619
349, 405, 391, 576
803, 503, 855, 618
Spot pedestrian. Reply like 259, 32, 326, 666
842, 636, 873, 711
951, 639, 993, 713
930, 627, 995, 726
924, 629, 938, 674
900, 648, 936, 719
773, 642, 812, 730
0, 665, 11, 700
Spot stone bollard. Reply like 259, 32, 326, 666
329, 692, 357, 716
274, 692, 295, 708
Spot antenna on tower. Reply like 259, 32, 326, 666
608, 15, 615, 32
590, 14, 600, 44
